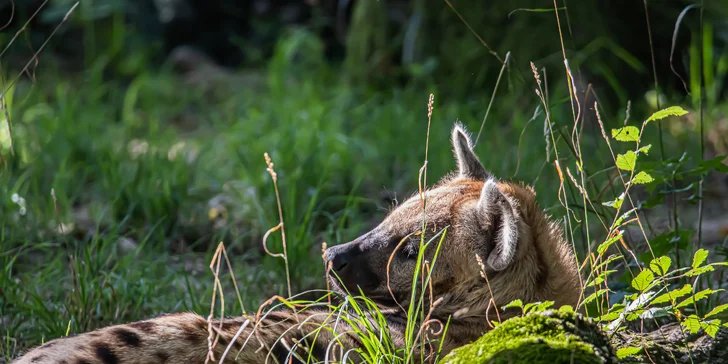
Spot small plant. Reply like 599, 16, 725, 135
560, 104, 728, 360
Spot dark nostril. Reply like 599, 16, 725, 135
331, 253, 350, 272
334, 261, 349, 271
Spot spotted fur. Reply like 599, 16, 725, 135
13, 123, 581, 363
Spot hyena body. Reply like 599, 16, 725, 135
14, 124, 581, 364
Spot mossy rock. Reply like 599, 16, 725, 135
612, 321, 728, 364
442, 310, 618, 364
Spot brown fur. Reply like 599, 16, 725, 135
13, 123, 581, 364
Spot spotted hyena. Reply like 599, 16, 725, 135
13, 123, 581, 364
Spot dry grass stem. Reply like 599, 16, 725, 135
263, 152, 293, 302
475, 254, 501, 326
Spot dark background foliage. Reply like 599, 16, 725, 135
1, 1, 728, 361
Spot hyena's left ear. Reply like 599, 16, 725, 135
479, 179, 519, 271
451, 123, 491, 180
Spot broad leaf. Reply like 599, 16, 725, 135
631, 270, 654, 292
646, 106, 688, 123
612, 126, 640, 142
602, 193, 625, 210
599, 311, 621, 321
651, 284, 692, 305
587, 270, 617, 287
626, 311, 643, 321
632, 171, 654, 184
558, 305, 574, 313
613, 208, 636, 229
686, 265, 715, 277
692, 249, 709, 269
530, 301, 555, 313
617, 347, 642, 359
640, 307, 671, 320
597, 232, 623, 256
503, 299, 523, 310
616, 151, 637, 171
695, 155, 728, 174
594, 255, 622, 271
676, 289, 723, 309
682, 314, 701, 334
649, 256, 671, 276
703, 320, 722, 338
637, 144, 652, 155
581, 289, 609, 306
705, 303, 728, 319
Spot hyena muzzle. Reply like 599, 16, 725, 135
13, 123, 581, 364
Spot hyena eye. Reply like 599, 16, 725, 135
389, 236, 417, 259
401, 240, 420, 260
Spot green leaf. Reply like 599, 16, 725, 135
612, 126, 640, 142
632, 171, 654, 184
587, 270, 618, 287
599, 311, 621, 321
613, 208, 636, 229
640, 307, 671, 320
503, 299, 523, 310
682, 314, 701, 334
651, 284, 692, 305
695, 155, 728, 174
597, 232, 623, 256
686, 265, 715, 277
702, 319, 722, 338
631, 270, 654, 292
602, 193, 625, 210
646, 106, 689, 123
559, 305, 574, 313
530, 301, 554, 313
693, 249, 709, 269
581, 289, 609, 307
617, 347, 642, 359
522, 302, 538, 313
705, 303, 728, 319
637, 144, 652, 155
616, 151, 637, 171
593, 255, 622, 272
676, 289, 723, 309
649, 256, 672, 276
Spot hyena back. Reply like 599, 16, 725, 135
13, 123, 581, 363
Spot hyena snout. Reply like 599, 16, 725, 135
325, 239, 381, 293
326, 243, 356, 272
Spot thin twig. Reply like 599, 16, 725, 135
475, 52, 511, 146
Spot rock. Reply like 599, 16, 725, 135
441, 309, 728, 364
612, 322, 728, 364
442, 310, 618, 364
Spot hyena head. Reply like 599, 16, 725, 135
325, 123, 581, 321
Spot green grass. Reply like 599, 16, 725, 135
0, 29, 571, 361
2, 20, 727, 363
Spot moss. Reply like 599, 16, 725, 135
443, 310, 617, 364
612, 322, 728, 364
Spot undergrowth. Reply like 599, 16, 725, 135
2, 1, 728, 364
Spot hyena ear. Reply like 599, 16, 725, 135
451, 123, 490, 180
479, 179, 519, 271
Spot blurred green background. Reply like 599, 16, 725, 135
1, 0, 727, 360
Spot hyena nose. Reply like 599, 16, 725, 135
325, 244, 353, 273
332, 254, 349, 272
